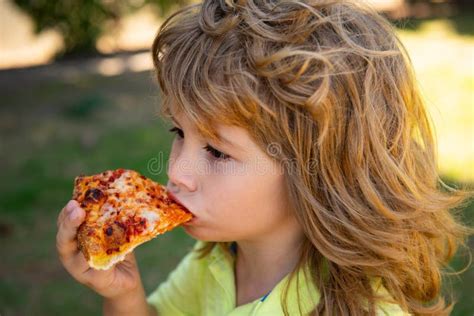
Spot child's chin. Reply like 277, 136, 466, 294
182, 224, 201, 239
182, 226, 222, 242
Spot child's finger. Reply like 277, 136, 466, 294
62, 250, 93, 283
57, 200, 79, 229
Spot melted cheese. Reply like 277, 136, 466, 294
112, 172, 132, 192
98, 202, 116, 225
140, 209, 160, 233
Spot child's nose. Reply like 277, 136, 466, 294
167, 153, 198, 193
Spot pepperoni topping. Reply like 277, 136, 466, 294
85, 188, 103, 202
108, 168, 126, 183
114, 216, 149, 241
115, 169, 125, 177
114, 220, 126, 230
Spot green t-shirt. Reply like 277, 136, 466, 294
147, 240, 409, 315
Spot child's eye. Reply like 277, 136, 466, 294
168, 127, 184, 139
203, 145, 231, 161
169, 127, 230, 161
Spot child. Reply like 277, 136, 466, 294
56, 0, 473, 315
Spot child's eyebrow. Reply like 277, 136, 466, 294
171, 116, 182, 127
171, 116, 247, 153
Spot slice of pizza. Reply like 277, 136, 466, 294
72, 168, 193, 270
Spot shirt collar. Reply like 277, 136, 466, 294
207, 241, 320, 313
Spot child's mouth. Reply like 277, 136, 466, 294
167, 191, 195, 217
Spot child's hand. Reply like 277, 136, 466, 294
56, 200, 143, 300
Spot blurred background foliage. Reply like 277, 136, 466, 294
0, 0, 472, 315
6, 0, 474, 60
13, 0, 190, 55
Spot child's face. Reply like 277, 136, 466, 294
166, 111, 300, 242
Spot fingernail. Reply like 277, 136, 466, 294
66, 200, 76, 213
69, 208, 79, 220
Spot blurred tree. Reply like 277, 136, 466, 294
13, 0, 190, 56
16, 0, 471, 57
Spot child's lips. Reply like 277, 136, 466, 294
167, 191, 195, 217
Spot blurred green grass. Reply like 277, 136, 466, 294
0, 13, 473, 316
0, 71, 197, 315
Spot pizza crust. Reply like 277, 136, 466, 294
77, 229, 154, 270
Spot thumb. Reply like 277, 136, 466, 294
56, 205, 87, 260
68, 206, 86, 226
